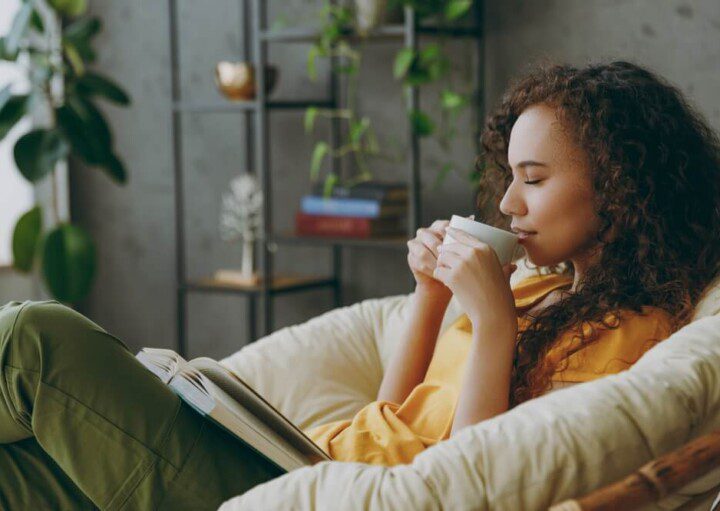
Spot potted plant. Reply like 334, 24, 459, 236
305, 2, 382, 196
0, 0, 131, 303
391, 0, 477, 188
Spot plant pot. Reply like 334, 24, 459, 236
354, 0, 388, 35
214, 62, 278, 101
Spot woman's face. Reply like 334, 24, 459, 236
499, 103, 602, 268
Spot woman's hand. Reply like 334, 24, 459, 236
433, 226, 518, 336
407, 219, 453, 301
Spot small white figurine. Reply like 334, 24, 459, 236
218, 173, 264, 285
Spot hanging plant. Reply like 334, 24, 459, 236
0, 0, 131, 304
304, 2, 382, 196
391, 0, 477, 188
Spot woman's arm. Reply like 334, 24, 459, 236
450, 323, 516, 436
376, 288, 451, 405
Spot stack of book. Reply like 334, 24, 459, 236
295, 181, 408, 239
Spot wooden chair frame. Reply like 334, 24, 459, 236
550, 430, 720, 511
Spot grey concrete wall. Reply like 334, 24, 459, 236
0, 269, 35, 304
483, 1, 720, 132
70, 0, 720, 357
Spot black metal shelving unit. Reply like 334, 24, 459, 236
168, 0, 484, 356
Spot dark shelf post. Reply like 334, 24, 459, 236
474, 0, 485, 161
168, 0, 188, 357
241, 0, 260, 342
252, 0, 273, 337
404, 6, 421, 234
329, 0, 343, 309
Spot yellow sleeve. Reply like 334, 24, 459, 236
550, 308, 674, 383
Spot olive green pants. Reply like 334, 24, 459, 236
0, 300, 285, 510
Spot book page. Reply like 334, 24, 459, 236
135, 348, 187, 384
188, 358, 330, 463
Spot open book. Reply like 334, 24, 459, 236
135, 348, 331, 472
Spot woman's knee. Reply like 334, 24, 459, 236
4, 300, 127, 366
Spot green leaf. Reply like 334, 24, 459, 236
48, 0, 88, 17
63, 41, 85, 75
30, 9, 45, 32
306, 45, 320, 81
336, 63, 358, 76
103, 153, 127, 183
0, 96, 29, 141
56, 96, 127, 183
310, 141, 330, 181
75, 72, 131, 105
12, 205, 42, 273
419, 44, 447, 81
0, 37, 19, 61
409, 109, 434, 137
5, 3, 33, 57
440, 90, 468, 111
405, 67, 432, 86
304, 106, 318, 133
62, 17, 100, 63
445, 0, 473, 21
64, 16, 101, 42
41, 223, 96, 304
14, 128, 70, 182
322, 172, 338, 198
419, 44, 441, 63
393, 48, 415, 79
57, 97, 106, 151
350, 117, 370, 145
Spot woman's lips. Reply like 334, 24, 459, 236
517, 232, 535, 243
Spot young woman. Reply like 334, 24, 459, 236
1, 61, 719, 510
303, 60, 720, 465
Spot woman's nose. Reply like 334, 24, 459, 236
499, 180, 527, 217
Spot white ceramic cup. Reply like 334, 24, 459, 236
442, 215, 519, 266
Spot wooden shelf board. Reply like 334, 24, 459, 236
261, 24, 481, 43
270, 232, 408, 250
173, 99, 334, 114
184, 274, 336, 294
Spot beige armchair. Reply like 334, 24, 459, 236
218, 258, 720, 510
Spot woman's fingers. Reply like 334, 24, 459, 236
429, 219, 450, 234
436, 248, 463, 270
416, 228, 443, 258
408, 240, 439, 275
408, 252, 435, 276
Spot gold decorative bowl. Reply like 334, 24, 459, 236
214, 61, 278, 101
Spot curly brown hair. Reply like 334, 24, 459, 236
477, 60, 720, 406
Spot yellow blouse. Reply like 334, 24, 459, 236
304, 273, 674, 466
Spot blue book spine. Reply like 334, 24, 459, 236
301, 196, 381, 218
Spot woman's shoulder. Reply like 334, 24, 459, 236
613, 305, 675, 340
549, 306, 676, 383
567, 306, 676, 358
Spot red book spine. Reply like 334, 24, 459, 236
295, 212, 373, 238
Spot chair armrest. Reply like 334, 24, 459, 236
220, 295, 405, 430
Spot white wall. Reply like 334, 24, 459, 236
0, 0, 34, 267
0, 0, 37, 301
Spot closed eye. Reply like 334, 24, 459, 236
524, 179, 542, 185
